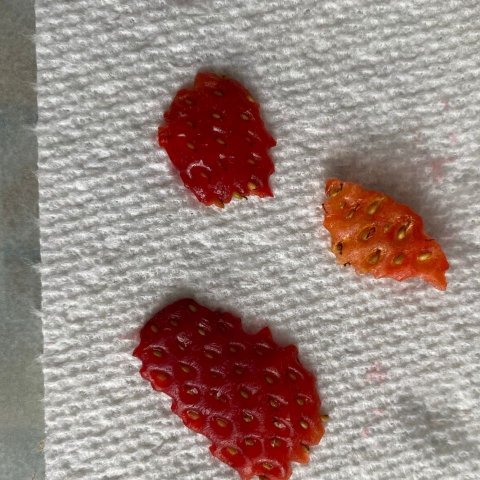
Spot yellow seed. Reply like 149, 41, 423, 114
360, 226, 376, 241
214, 90, 223, 96
247, 182, 257, 191
240, 389, 249, 399
187, 142, 195, 150
367, 200, 381, 215
151, 325, 159, 333
155, 372, 168, 382
188, 304, 198, 312
216, 418, 228, 428
246, 94, 255, 103
187, 410, 200, 420
417, 251, 433, 261
243, 413, 253, 423
346, 209, 356, 220
153, 350, 163, 358
204, 351, 214, 359
216, 138, 225, 145
169, 319, 179, 326
273, 420, 285, 429
232, 192, 243, 200
244, 438, 255, 446
263, 463, 274, 471
289, 371, 297, 381
327, 184, 343, 197
321, 414, 330, 422
301, 443, 310, 454
178, 342, 186, 351
384, 223, 392, 233
241, 113, 250, 120
397, 226, 407, 240
247, 159, 256, 165
296, 397, 305, 406
265, 374, 274, 384
368, 250, 381, 265
271, 438, 281, 447
393, 254, 405, 265
198, 327, 206, 336
212, 113, 221, 119
181, 365, 191, 373
300, 420, 309, 430
270, 398, 279, 408
226, 447, 238, 455
186, 387, 198, 396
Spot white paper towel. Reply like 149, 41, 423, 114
36, 1, 480, 479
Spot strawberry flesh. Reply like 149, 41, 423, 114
133, 299, 324, 479
323, 178, 449, 290
158, 72, 276, 207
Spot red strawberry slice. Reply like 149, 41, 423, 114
322, 178, 449, 290
133, 299, 325, 480
158, 72, 276, 207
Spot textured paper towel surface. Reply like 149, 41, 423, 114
36, 1, 480, 479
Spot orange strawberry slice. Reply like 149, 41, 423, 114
322, 179, 449, 290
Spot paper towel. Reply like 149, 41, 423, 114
36, 1, 480, 479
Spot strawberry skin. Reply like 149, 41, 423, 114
158, 72, 276, 207
323, 178, 449, 290
133, 299, 325, 480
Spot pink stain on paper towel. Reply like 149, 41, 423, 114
366, 361, 388, 384
427, 156, 453, 183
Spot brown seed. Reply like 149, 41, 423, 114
184, 98, 193, 105
241, 113, 250, 120
288, 371, 297, 381
234, 367, 243, 375
247, 182, 257, 191
169, 319, 179, 327
204, 351, 214, 359
243, 412, 253, 423
417, 251, 433, 261
247, 159, 255, 165
187, 410, 200, 420
263, 463, 274, 471
367, 250, 381, 265
213, 199, 225, 208
198, 327, 206, 336
177, 342, 186, 351
226, 447, 238, 455
360, 226, 376, 241
150, 325, 159, 333
367, 200, 381, 215
271, 438, 282, 447
186, 387, 198, 396
392, 254, 405, 265
181, 365, 191, 373
246, 94, 255, 103
229, 346, 238, 353
186, 142, 195, 150
300, 420, 309, 430
321, 414, 330, 422
212, 113, 221, 119
346, 208, 356, 220
335, 242, 343, 255
265, 374, 274, 384
216, 138, 225, 145
155, 371, 168, 382
213, 90, 223, 96
188, 304, 198, 312
301, 443, 310, 454
152, 349, 163, 358
384, 223, 392, 233
244, 438, 255, 446
296, 397, 305, 406
232, 192, 243, 200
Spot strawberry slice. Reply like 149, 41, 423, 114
322, 179, 449, 290
158, 72, 276, 207
133, 299, 325, 480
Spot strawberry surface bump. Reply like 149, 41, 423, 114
323, 178, 449, 290
158, 72, 276, 207
133, 299, 324, 480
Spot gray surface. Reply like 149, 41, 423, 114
0, 1, 45, 479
